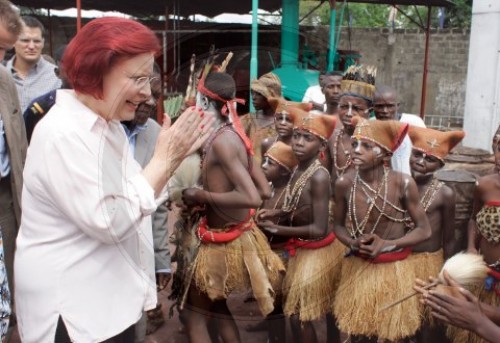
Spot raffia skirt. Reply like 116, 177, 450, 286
283, 239, 346, 321
334, 254, 422, 341
193, 220, 285, 316
446, 284, 499, 343
407, 249, 444, 325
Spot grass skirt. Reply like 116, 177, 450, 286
446, 285, 499, 343
334, 254, 421, 341
193, 221, 285, 316
407, 249, 444, 325
283, 239, 346, 321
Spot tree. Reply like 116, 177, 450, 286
299, 1, 472, 29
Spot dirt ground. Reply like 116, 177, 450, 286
145, 290, 327, 343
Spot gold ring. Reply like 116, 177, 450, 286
198, 130, 205, 138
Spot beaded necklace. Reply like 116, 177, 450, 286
420, 178, 444, 212
333, 129, 352, 177
348, 167, 388, 238
348, 167, 409, 238
282, 159, 326, 214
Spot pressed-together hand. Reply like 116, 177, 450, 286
181, 188, 205, 207
359, 233, 387, 257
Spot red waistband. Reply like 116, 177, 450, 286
487, 267, 500, 296
284, 232, 336, 257
488, 267, 500, 280
355, 247, 412, 264
197, 209, 256, 243
485, 201, 500, 206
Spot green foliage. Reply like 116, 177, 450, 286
299, 1, 472, 29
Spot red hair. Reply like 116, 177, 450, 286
63, 17, 160, 99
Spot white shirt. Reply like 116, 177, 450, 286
15, 90, 158, 342
391, 113, 426, 175
302, 84, 325, 105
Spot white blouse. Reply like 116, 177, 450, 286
15, 90, 158, 342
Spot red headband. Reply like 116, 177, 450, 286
197, 76, 253, 156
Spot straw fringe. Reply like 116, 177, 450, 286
193, 223, 285, 316
283, 239, 346, 321
334, 255, 422, 341
446, 285, 499, 343
408, 250, 444, 326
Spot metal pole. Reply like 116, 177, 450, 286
420, 6, 431, 119
76, 0, 81, 32
327, 0, 337, 72
250, 0, 259, 112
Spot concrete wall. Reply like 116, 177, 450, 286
305, 26, 470, 130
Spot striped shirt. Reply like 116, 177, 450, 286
5, 57, 61, 112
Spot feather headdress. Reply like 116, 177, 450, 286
341, 64, 377, 101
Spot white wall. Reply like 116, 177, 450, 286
463, 0, 500, 151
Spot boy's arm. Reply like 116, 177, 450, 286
183, 134, 261, 208
467, 180, 482, 253
250, 158, 273, 200
441, 185, 457, 259
392, 175, 432, 248
332, 174, 357, 248
259, 169, 330, 239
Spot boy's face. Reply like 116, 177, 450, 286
409, 149, 443, 180
292, 128, 323, 162
351, 138, 387, 170
323, 75, 342, 104
251, 91, 269, 110
262, 156, 288, 182
274, 112, 293, 138
338, 95, 371, 130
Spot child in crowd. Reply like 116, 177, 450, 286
181, 71, 284, 343
260, 98, 312, 157
257, 107, 345, 343
241, 72, 283, 164
407, 126, 465, 342
333, 117, 431, 343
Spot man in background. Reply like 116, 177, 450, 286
5, 16, 61, 112
373, 85, 426, 175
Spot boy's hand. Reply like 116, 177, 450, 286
359, 233, 387, 257
182, 188, 204, 207
256, 209, 282, 221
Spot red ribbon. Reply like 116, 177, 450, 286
485, 201, 500, 206
197, 76, 254, 156
284, 232, 336, 257
197, 209, 256, 243
487, 267, 500, 296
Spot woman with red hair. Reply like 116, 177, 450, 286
14, 17, 214, 342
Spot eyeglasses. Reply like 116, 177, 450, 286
18, 38, 44, 46
373, 103, 398, 110
125, 74, 160, 88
